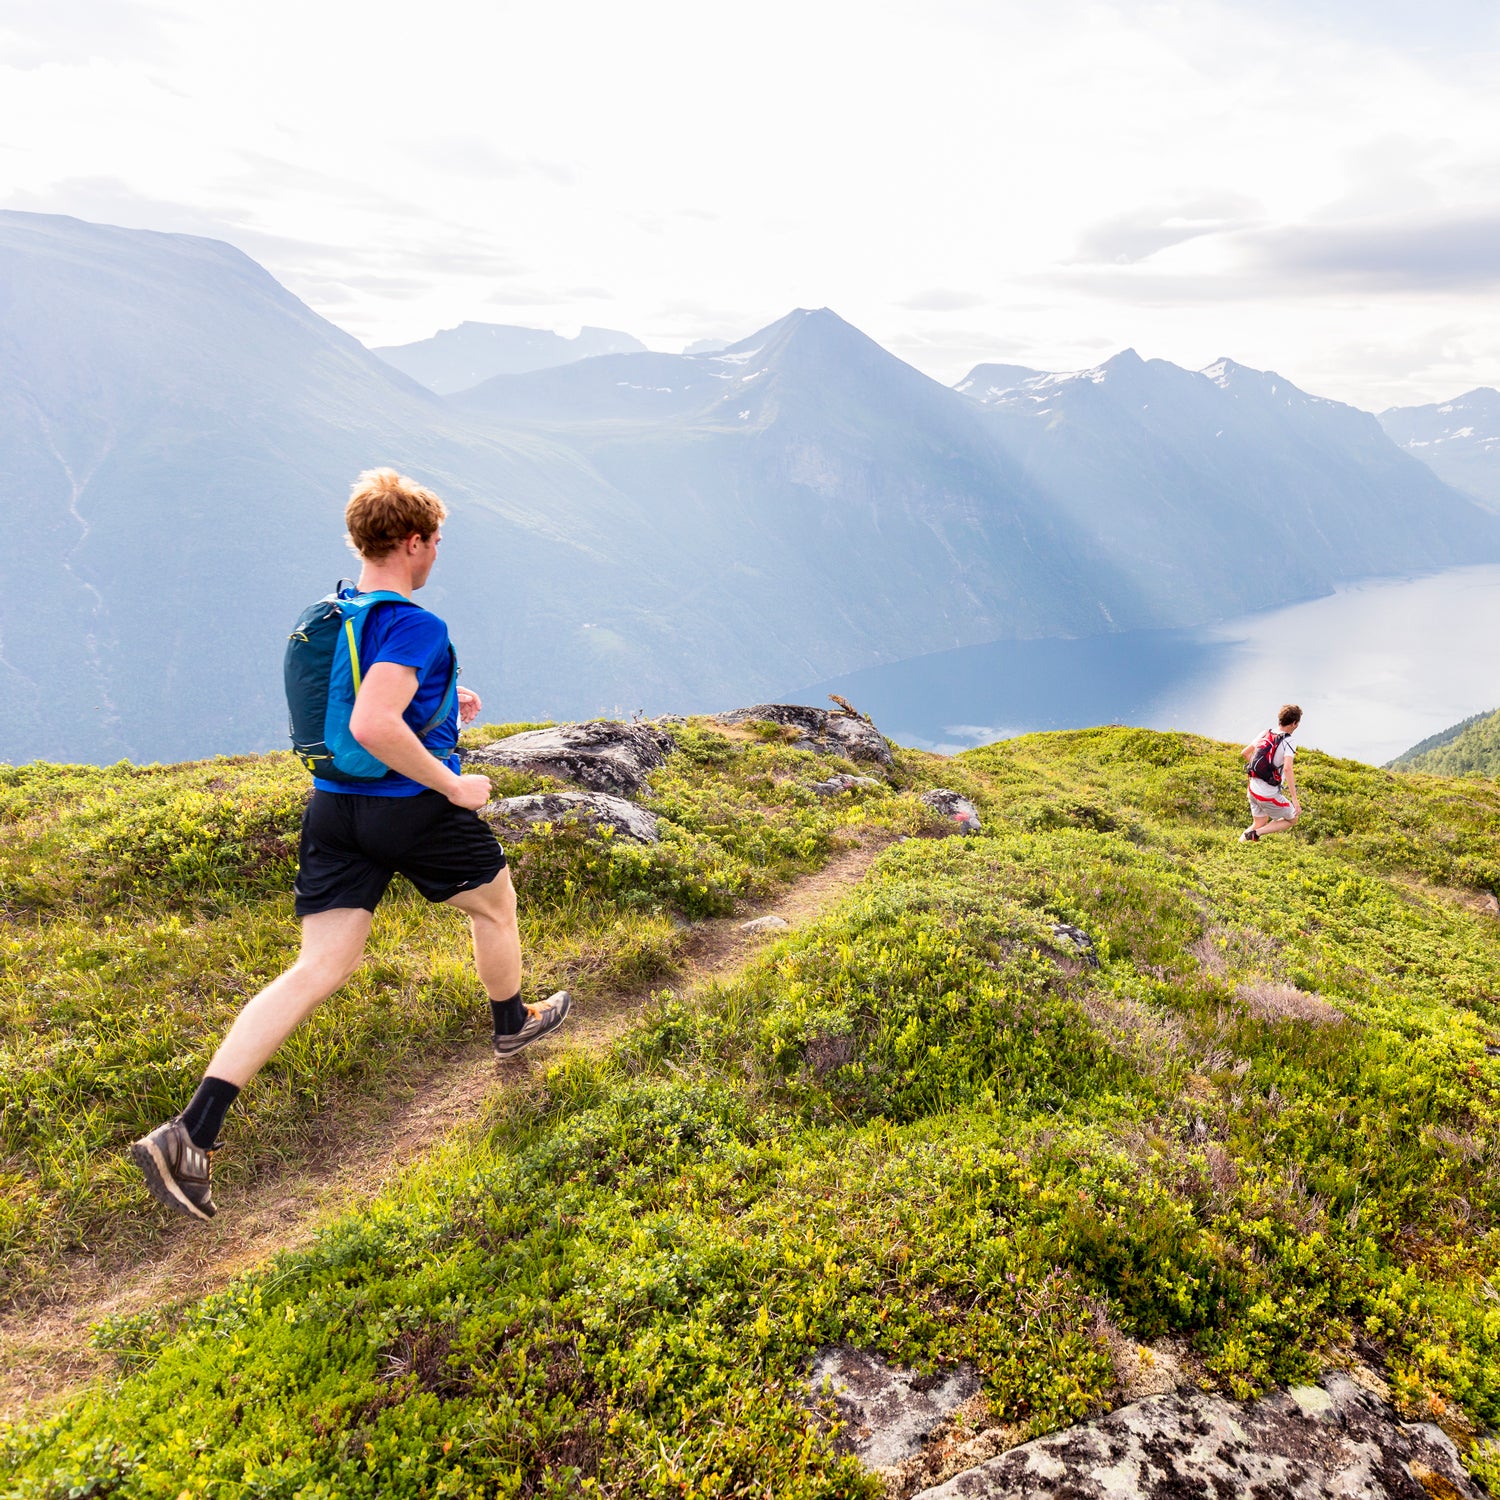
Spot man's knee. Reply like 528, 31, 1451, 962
293, 949, 363, 994
459, 869, 517, 925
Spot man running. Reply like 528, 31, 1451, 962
130, 469, 570, 1220
1240, 703, 1302, 842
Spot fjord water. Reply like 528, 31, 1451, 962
804, 564, 1500, 766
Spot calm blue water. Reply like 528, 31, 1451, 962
799, 565, 1500, 765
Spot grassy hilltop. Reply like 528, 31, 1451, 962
5, 722, 1500, 1495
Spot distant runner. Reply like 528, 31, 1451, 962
1240, 704, 1302, 843
130, 469, 570, 1221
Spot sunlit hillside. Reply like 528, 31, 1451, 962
4, 721, 1500, 1495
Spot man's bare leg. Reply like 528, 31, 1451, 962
130, 907, 372, 1219
1255, 815, 1298, 837
206, 907, 374, 1085
449, 870, 571, 1056
447, 869, 522, 1006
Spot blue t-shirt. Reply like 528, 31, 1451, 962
314, 602, 460, 797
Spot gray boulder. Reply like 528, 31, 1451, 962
1050, 922, 1099, 968
483, 791, 659, 844
717, 703, 894, 768
913, 1373, 1477, 1498
467, 720, 674, 797
920, 789, 982, 833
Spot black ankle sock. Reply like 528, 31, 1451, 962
180, 1075, 240, 1149
491, 991, 526, 1036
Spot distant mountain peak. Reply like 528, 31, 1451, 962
707, 308, 924, 391
954, 362, 1045, 401
1379, 387, 1500, 509
374, 321, 647, 394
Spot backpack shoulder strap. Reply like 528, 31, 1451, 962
417, 644, 460, 738
335, 592, 418, 695
347, 589, 414, 609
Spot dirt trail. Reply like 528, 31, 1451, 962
0, 838, 891, 1421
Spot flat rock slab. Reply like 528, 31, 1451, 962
920, 789, 982, 834
740, 915, 790, 934
913, 1373, 1478, 1499
717, 704, 894, 768
809, 773, 885, 796
484, 791, 659, 845
808, 1347, 981, 1471
467, 721, 674, 797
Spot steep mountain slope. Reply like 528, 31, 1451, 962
1380, 388, 1500, 512
0, 213, 678, 764
0, 219, 1120, 766
459, 310, 1140, 670
1390, 705, 1500, 774
958, 352, 1500, 621
374, 321, 647, 394
8, 210, 1500, 770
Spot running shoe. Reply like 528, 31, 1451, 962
1239, 828, 1260, 843
493, 990, 572, 1059
129, 1117, 218, 1220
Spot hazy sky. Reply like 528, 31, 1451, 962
3, 0, 1499, 408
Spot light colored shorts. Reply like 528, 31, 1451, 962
1248, 787, 1297, 821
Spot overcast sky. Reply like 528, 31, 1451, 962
3, 0, 1499, 408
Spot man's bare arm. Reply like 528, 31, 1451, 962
349, 662, 492, 809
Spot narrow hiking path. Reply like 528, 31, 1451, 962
0, 836, 893, 1421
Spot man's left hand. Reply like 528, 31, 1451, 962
457, 686, 482, 726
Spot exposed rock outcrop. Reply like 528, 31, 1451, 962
467, 720, 673, 797
716, 704, 894, 768
483, 791, 659, 844
920, 789, 982, 833
912, 1373, 1478, 1499
807, 1348, 980, 1472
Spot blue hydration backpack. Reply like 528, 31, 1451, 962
284, 580, 458, 783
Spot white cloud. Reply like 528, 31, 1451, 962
1, 0, 1498, 408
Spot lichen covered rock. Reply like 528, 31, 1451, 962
467, 720, 674, 797
920, 788, 982, 833
483, 790, 659, 844
806, 1347, 980, 1472
716, 703, 894, 767
912, 1373, 1478, 1499
808, 772, 884, 796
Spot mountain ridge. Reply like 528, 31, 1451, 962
1380, 387, 1500, 513
375, 319, 647, 394
5, 209, 1500, 766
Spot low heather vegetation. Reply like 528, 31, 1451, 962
6, 726, 1500, 1495
0, 722, 925, 1293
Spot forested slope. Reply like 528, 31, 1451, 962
1392, 707, 1500, 778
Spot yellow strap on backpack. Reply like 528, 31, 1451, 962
344, 619, 362, 694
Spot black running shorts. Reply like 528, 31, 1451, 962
293, 789, 506, 917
